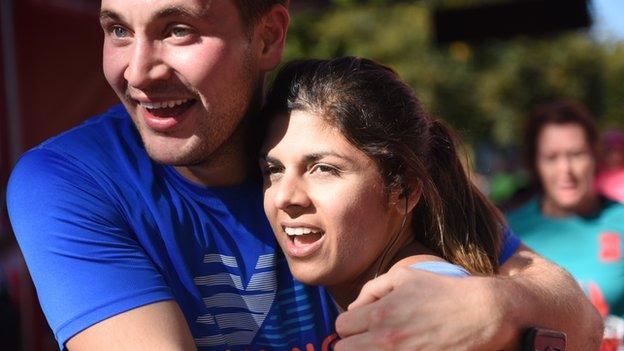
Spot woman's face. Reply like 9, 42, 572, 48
260, 110, 405, 287
536, 123, 596, 216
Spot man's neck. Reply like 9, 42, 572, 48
175, 129, 251, 187
175, 158, 248, 188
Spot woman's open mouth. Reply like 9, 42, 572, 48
282, 225, 326, 258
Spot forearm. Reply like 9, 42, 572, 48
493, 246, 603, 350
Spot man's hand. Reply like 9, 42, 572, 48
334, 245, 604, 351
334, 268, 514, 351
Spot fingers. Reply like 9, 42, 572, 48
338, 268, 430, 337
348, 267, 429, 310
335, 308, 418, 351
347, 272, 395, 310
337, 270, 418, 338
333, 329, 396, 351
335, 300, 375, 338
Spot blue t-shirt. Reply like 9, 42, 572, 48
7, 105, 338, 350
7, 105, 520, 350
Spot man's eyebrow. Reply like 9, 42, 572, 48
154, 5, 212, 21
99, 6, 211, 24
99, 9, 121, 23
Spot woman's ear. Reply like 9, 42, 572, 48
253, 4, 290, 71
391, 183, 421, 215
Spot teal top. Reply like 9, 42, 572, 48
508, 197, 624, 317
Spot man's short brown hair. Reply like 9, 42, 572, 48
233, 0, 288, 28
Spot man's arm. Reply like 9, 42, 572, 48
67, 301, 196, 351
334, 244, 603, 351
495, 245, 603, 350
8, 149, 194, 350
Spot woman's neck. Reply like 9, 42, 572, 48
541, 193, 601, 218
327, 239, 439, 310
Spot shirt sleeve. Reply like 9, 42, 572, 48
7, 149, 174, 350
409, 261, 471, 277
499, 227, 522, 265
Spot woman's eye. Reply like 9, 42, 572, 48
261, 164, 283, 176
311, 164, 340, 175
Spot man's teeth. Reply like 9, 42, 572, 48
141, 99, 190, 109
284, 227, 322, 236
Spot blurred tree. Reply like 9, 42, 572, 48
284, 1, 624, 150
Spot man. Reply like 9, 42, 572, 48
7, 1, 602, 350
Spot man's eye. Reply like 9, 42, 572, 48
111, 26, 129, 38
170, 26, 191, 38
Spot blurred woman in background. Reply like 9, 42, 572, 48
507, 100, 624, 350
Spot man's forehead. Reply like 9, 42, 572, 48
99, 0, 216, 21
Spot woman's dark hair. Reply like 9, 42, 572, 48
523, 100, 599, 188
262, 57, 503, 274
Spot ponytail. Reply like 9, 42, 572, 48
263, 56, 505, 276
412, 119, 502, 274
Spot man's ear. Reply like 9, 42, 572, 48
255, 4, 290, 71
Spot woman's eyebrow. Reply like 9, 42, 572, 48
303, 152, 357, 165
260, 151, 355, 164
260, 155, 280, 164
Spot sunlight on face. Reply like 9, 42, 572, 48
100, 0, 258, 166
260, 110, 404, 288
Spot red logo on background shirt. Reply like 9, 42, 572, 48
599, 232, 622, 262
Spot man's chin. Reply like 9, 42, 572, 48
144, 145, 203, 167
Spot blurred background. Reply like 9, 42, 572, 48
0, 0, 623, 349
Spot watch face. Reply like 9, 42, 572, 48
524, 328, 567, 351
534, 334, 566, 351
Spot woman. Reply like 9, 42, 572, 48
258, 57, 505, 310
506, 101, 624, 349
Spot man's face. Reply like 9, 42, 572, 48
100, 0, 261, 166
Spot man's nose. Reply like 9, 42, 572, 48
124, 40, 171, 90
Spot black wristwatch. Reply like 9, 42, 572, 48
522, 327, 567, 351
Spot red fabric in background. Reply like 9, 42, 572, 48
2, 2, 119, 350
15, 0, 118, 152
